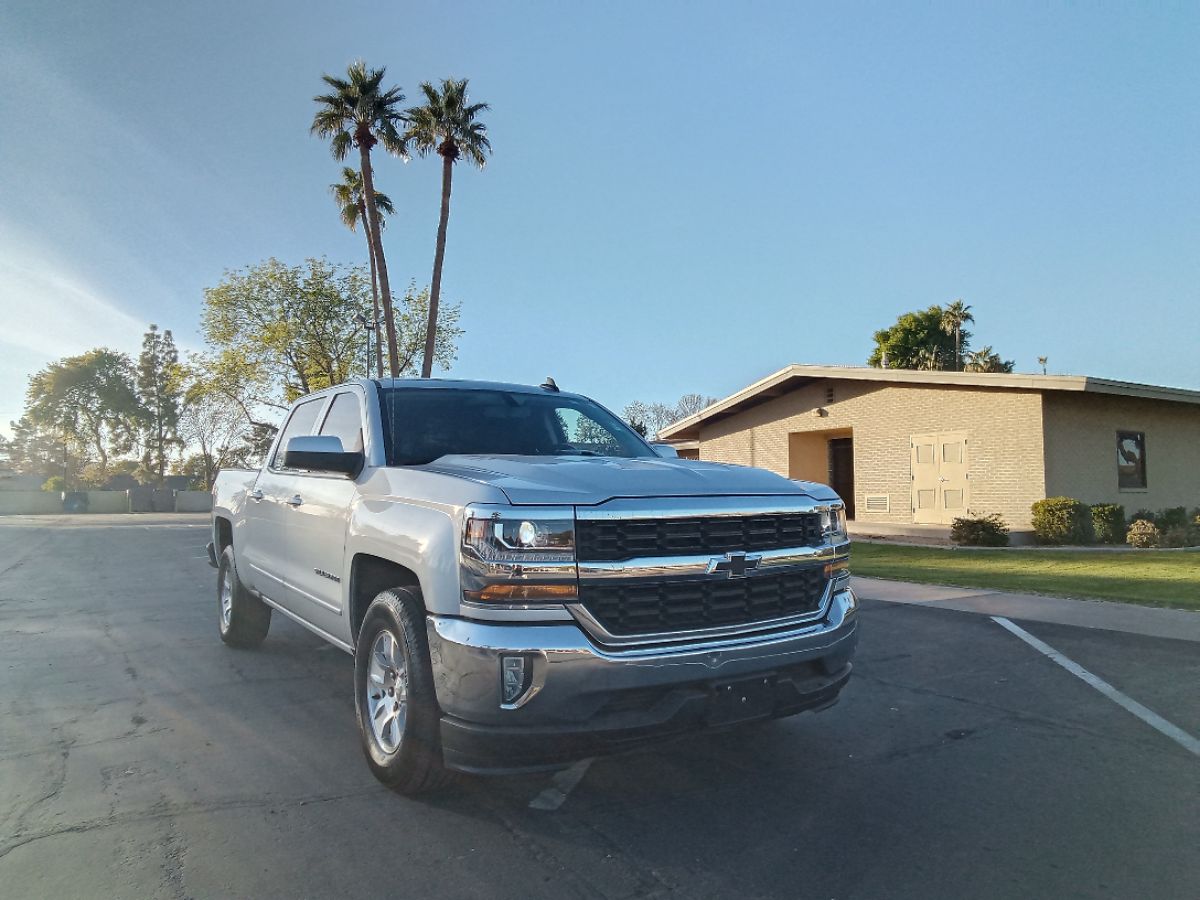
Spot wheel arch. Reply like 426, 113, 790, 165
214, 516, 234, 554
349, 554, 424, 643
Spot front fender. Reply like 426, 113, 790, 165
346, 497, 462, 616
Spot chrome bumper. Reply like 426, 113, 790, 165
425, 584, 858, 729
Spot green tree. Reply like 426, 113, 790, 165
312, 62, 407, 378
868, 306, 960, 370
940, 299, 974, 371
4, 415, 90, 484
964, 346, 1015, 373
196, 260, 463, 425
199, 258, 371, 416
24, 349, 142, 476
405, 78, 491, 378
330, 166, 395, 378
137, 324, 183, 484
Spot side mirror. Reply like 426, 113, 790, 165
650, 442, 680, 458
284, 435, 363, 476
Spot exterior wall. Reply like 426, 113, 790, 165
1042, 393, 1200, 512
0, 491, 64, 514
787, 429, 851, 481
175, 490, 214, 513
698, 380, 1048, 527
86, 491, 130, 513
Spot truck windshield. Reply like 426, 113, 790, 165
380, 388, 656, 466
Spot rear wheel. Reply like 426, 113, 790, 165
354, 587, 452, 794
217, 545, 271, 648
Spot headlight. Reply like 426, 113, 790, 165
821, 505, 848, 543
461, 507, 577, 605
463, 510, 575, 564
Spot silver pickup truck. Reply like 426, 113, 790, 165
209, 378, 857, 793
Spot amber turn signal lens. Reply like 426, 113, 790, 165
464, 583, 578, 603
824, 559, 849, 579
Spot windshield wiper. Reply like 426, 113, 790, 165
551, 447, 601, 456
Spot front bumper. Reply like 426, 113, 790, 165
426, 584, 859, 774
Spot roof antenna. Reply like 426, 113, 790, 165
541, 376, 559, 392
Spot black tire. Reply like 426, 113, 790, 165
217, 545, 271, 648
354, 587, 453, 794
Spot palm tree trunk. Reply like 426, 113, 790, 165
359, 200, 384, 378
358, 147, 400, 378
422, 154, 454, 379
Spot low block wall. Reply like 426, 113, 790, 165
175, 491, 213, 513
86, 491, 130, 513
0, 491, 64, 514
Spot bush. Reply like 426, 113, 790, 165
1031, 497, 1093, 545
1090, 504, 1125, 544
1125, 519, 1160, 549
41, 476, 66, 493
1156, 506, 1189, 530
951, 513, 1010, 547
1160, 525, 1200, 549
1129, 509, 1156, 526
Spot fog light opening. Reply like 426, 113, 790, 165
501, 655, 533, 707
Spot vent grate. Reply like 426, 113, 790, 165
863, 494, 890, 513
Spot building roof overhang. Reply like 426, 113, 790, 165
657, 365, 1200, 441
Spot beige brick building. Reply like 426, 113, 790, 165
658, 366, 1200, 529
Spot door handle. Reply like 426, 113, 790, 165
286, 495, 303, 507
249, 489, 264, 501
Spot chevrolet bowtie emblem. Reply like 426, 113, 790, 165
706, 551, 762, 578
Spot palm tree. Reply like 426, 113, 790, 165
312, 62, 407, 377
330, 167, 394, 377
405, 78, 491, 378
1037, 355, 1048, 375
940, 300, 974, 371
915, 347, 942, 371
964, 346, 1014, 373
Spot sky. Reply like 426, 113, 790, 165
1, 1, 1197, 436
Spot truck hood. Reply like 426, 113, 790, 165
421, 454, 838, 506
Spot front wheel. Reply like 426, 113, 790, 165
354, 588, 452, 794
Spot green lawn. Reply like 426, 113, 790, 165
849, 542, 1200, 610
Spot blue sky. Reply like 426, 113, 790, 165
1, 1, 1197, 435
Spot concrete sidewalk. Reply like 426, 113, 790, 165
852, 575, 1200, 643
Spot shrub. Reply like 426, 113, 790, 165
41, 476, 66, 493
1031, 497, 1093, 545
1156, 506, 1189, 530
1090, 503, 1126, 544
951, 513, 1010, 547
1160, 524, 1200, 549
1125, 519, 1160, 549
1129, 509, 1156, 526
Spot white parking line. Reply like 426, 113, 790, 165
529, 757, 594, 810
992, 616, 1200, 757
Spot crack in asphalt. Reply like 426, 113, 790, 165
0, 786, 386, 863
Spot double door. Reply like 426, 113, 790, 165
910, 432, 969, 524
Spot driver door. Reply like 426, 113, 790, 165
279, 390, 365, 639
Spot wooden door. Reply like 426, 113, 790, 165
828, 438, 855, 519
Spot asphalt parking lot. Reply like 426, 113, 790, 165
1, 517, 1197, 899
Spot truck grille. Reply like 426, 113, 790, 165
578, 567, 829, 637
575, 513, 824, 562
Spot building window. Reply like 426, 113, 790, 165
1116, 431, 1147, 489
